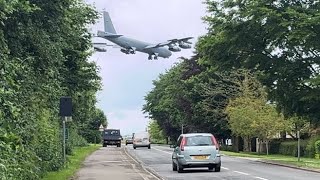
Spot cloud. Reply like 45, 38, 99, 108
106, 108, 150, 135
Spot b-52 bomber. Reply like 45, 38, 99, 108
96, 11, 193, 60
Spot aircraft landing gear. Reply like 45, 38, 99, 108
148, 54, 158, 60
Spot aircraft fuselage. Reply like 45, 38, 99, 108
102, 36, 172, 58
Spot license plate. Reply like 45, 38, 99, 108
193, 156, 208, 160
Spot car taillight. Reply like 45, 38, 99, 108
211, 135, 219, 150
180, 137, 186, 151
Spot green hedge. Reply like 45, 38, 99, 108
278, 140, 308, 157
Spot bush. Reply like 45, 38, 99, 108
306, 135, 320, 158
278, 140, 308, 157
269, 139, 282, 154
315, 140, 320, 159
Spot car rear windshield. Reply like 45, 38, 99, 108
185, 136, 214, 146
104, 130, 120, 136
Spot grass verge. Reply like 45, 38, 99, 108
42, 144, 100, 180
221, 151, 320, 170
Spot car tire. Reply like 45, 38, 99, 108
215, 166, 221, 172
177, 162, 184, 173
133, 146, 136, 149
148, 145, 151, 149
118, 144, 121, 148
172, 161, 177, 171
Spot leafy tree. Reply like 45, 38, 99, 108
148, 120, 166, 144
0, 0, 107, 179
197, 0, 320, 127
226, 71, 288, 153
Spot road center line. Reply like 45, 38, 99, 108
254, 177, 269, 180
233, 171, 249, 175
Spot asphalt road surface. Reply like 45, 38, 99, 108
126, 144, 320, 180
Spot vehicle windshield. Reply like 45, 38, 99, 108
104, 130, 120, 136
185, 136, 213, 146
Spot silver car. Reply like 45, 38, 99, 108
171, 133, 221, 173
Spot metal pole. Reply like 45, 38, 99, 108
181, 124, 184, 134
63, 117, 66, 165
298, 130, 300, 162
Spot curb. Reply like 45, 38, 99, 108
123, 147, 165, 180
257, 160, 320, 174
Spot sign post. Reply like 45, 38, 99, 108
298, 130, 301, 162
99, 124, 104, 145
59, 97, 72, 165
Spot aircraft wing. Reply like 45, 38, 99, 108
143, 37, 193, 49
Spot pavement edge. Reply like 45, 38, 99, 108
123, 146, 165, 180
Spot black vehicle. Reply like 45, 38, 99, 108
102, 129, 122, 147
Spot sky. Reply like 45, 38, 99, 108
85, 0, 208, 135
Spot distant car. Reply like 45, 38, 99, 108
171, 133, 221, 173
125, 136, 133, 145
133, 132, 151, 149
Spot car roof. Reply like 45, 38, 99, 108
181, 133, 213, 137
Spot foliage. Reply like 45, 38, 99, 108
198, 0, 320, 126
144, 56, 243, 141
306, 135, 320, 158
0, 0, 106, 179
225, 71, 288, 152
42, 144, 100, 180
148, 120, 167, 144
278, 140, 308, 157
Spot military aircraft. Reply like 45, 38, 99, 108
96, 11, 193, 60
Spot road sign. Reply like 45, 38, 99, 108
99, 124, 104, 131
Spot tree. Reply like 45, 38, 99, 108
148, 120, 166, 144
226, 71, 287, 153
197, 0, 320, 126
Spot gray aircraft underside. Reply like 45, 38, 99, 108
96, 11, 193, 60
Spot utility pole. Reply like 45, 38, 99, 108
298, 130, 301, 162
181, 124, 184, 134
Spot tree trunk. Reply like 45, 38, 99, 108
243, 136, 252, 152
266, 139, 269, 155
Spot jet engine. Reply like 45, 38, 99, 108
120, 48, 135, 54
168, 46, 181, 52
120, 48, 130, 54
178, 42, 191, 49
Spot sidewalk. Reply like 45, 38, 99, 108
73, 146, 159, 180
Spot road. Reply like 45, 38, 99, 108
74, 146, 159, 180
125, 144, 320, 180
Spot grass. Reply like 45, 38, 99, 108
221, 150, 320, 170
42, 144, 100, 180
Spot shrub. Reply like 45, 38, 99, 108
306, 135, 320, 158
278, 140, 308, 157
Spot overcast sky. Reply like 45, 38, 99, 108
85, 0, 207, 135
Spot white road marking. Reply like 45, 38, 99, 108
254, 177, 269, 180
120, 151, 149, 180
153, 147, 230, 171
153, 147, 172, 155
124, 147, 162, 180
233, 171, 250, 175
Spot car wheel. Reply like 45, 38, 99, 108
172, 161, 177, 171
133, 146, 136, 149
148, 145, 151, 149
177, 162, 184, 173
119, 144, 121, 148
215, 166, 221, 172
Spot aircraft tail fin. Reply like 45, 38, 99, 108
103, 11, 117, 34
